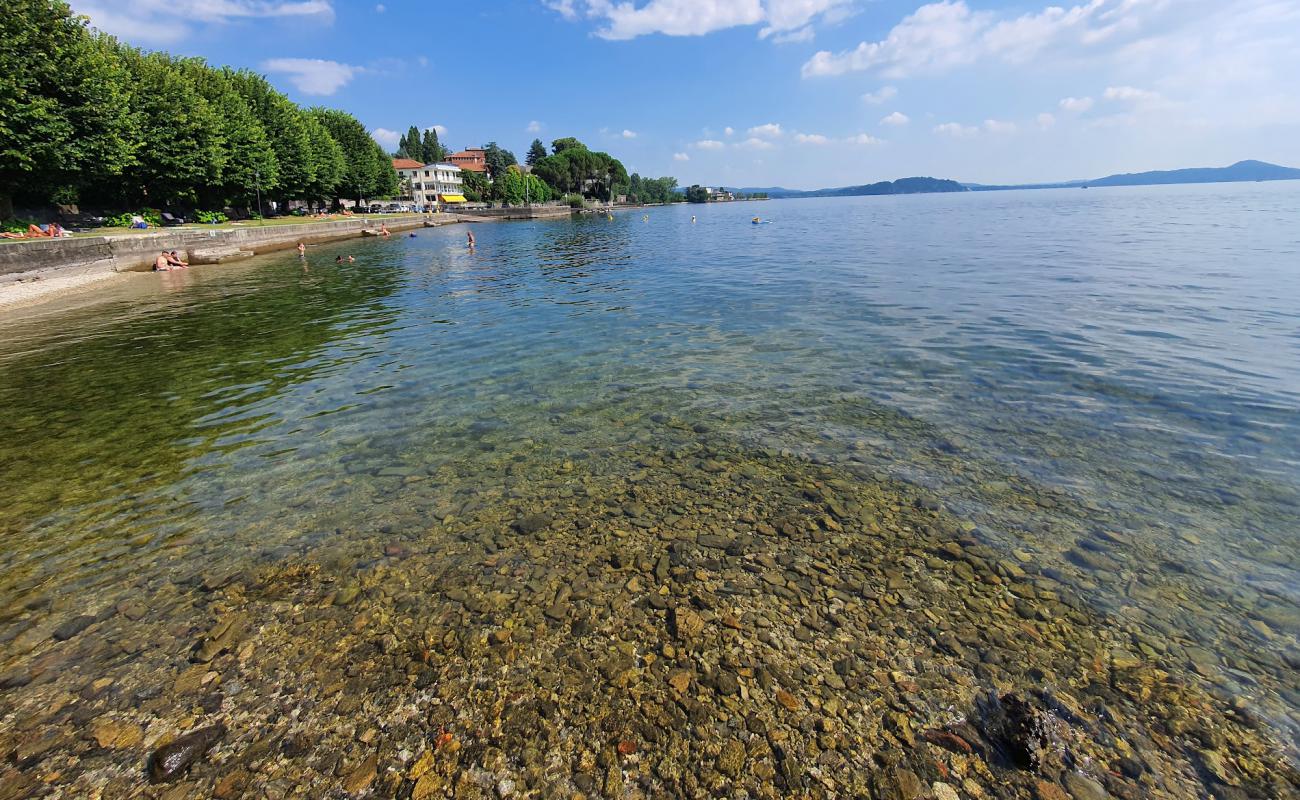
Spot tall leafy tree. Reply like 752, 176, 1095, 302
551, 137, 586, 155
460, 169, 489, 202
0, 1, 136, 215
421, 128, 446, 163
177, 61, 277, 210
118, 49, 222, 207
482, 142, 517, 180
401, 125, 421, 159
229, 69, 316, 204
311, 108, 397, 204
301, 111, 345, 209
526, 139, 548, 166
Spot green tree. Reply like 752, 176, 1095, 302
301, 111, 345, 209
686, 185, 709, 204
310, 108, 387, 205
421, 128, 446, 162
524, 173, 551, 204
526, 139, 548, 166
482, 142, 517, 179
0, 1, 136, 215
229, 69, 316, 205
490, 165, 525, 204
118, 49, 223, 207
551, 137, 586, 155
460, 169, 489, 202
177, 61, 277, 210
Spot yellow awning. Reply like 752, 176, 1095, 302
440, 194, 467, 203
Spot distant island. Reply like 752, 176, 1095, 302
740, 160, 1300, 199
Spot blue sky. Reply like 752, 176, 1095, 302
72, 1, 1300, 189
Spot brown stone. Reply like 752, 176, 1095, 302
775, 689, 800, 711
343, 753, 378, 795
90, 720, 144, 750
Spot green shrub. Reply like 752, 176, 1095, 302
563, 193, 586, 209
195, 210, 228, 225
2, 217, 40, 234
103, 209, 163, 228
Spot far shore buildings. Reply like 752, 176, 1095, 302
706, 187, 735, 202
392, 158, 467, 209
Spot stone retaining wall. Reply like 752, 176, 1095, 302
0, 215, 442, 281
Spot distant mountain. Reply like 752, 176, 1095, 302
1089, 160, 1300, 187
732, 160, 1299, 201
737, 177, 966, 199
967, 160, 1300, 192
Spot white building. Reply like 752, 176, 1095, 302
392, 159, 467, 209
412, 163, 466, 208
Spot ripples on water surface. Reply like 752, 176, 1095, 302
0, 183, 1297, 797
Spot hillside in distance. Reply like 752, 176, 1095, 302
738, 160, 1300, 199
736, 177, 966, 199
967, 160, 1300, 191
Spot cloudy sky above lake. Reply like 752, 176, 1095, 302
71, 0, 1300, 188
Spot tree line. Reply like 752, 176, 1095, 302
0, 0, 398, 219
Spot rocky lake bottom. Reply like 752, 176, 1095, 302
1, 407, 1296, 799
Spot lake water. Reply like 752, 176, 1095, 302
0, 185, 1297, 797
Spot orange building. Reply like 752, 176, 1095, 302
446, 148, 488, 173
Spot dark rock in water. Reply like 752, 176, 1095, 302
147, 724, 226, 783
0, 671, 33, 691
53, 615, 95, 641
1062, 772, 1111, 800
513, 513, 553, 534
987, 693, 1062, 772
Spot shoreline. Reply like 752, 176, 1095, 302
0, 214, 440, 313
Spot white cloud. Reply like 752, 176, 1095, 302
934, 122, 978, 138
527, 121, 543, 133
861, 86, 898, 105
375, 3, 385, 11
261, 58, 361, 95
881, 111, 910, 126
737, 137, 776, 150
1104, 85, 1160, 103
1059, 96, 1095, 112
73, 0, 334, 44
1037, 112, 1056, 129
983, 119, 1018, 134
747, 122, 784, 138
673, 152, 690, 161
427, 125, 448, 136
622, 129, 639, 138
694, 139, 726, 150
372, 128, 401, 148
546, 0, 853, 42
794, 133, 831, 145
801, 0, 1150, 79
845, 133, 883, 145
724, 126, 735, 136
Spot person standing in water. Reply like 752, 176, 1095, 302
297, 242, 306, 257
466, 230, 476, 249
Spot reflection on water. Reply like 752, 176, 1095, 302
0, 184, 1297, 796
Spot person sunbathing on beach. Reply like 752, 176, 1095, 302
1, 223, 66, 239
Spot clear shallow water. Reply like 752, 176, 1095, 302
1, 184, 1298, 794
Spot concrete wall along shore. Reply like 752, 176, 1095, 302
0, 214, 442, 282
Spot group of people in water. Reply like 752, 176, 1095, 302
153, 250, 188, 271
